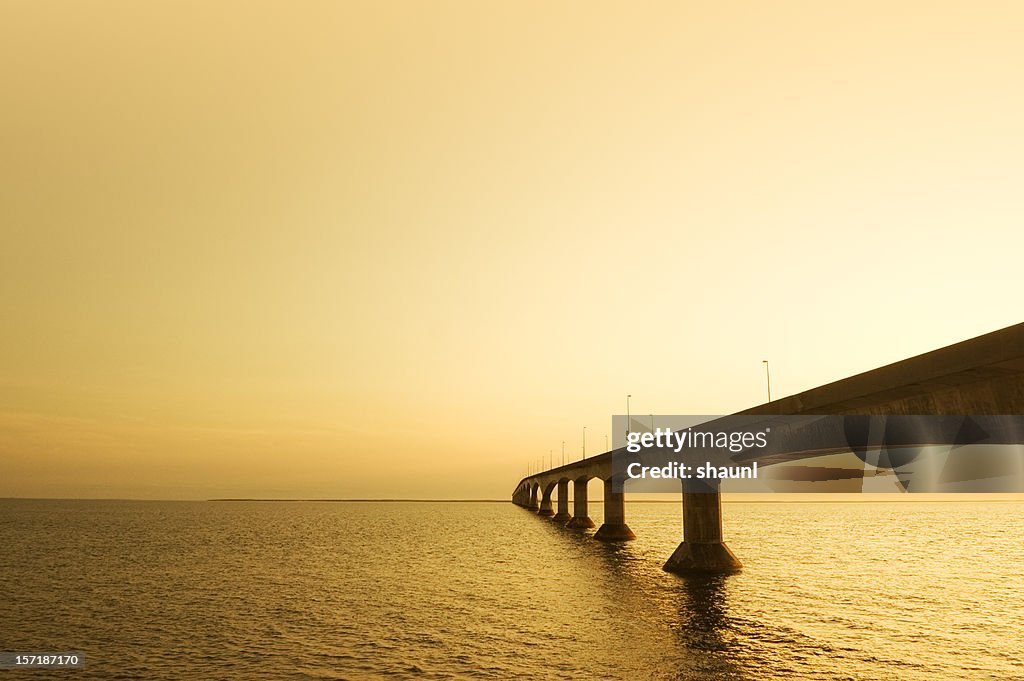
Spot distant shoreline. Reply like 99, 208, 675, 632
208, 498, 511, 503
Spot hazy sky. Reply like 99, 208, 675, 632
3, 1, 1023, 499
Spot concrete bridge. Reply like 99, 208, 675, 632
512, 322, 1024, 573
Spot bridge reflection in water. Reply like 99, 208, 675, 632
512, 322, 1024, 573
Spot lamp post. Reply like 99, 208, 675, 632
626, 394, 631, 436
582, 426, 587, 460
763, 360, 772, 402
561, 441, 565, 465
650, 414, 655, 433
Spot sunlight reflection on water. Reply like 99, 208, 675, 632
1, 500, 1022, 680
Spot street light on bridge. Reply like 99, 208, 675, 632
626, 394, 631, 437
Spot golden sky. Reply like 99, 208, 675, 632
3, 1, 1024, 499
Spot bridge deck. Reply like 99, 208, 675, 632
512, 321, 1024, 573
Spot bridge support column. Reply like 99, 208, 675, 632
566, 478, 595, 528
594, 478, 635, 541
663, 478, 741, 573
527, 485, 539, 511
537, 488, 555, 517
552, 479, 572, 523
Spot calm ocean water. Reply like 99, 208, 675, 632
1, 499, 1022, 680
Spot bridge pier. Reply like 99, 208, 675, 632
552, 479, 572, 523
593, 478, 635, 541
537, 487, 555, 517
527, 485, 539, 511
663, 478, 741, 573
566, 478, 596, 528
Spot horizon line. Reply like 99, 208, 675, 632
2, 496, 1023, 503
